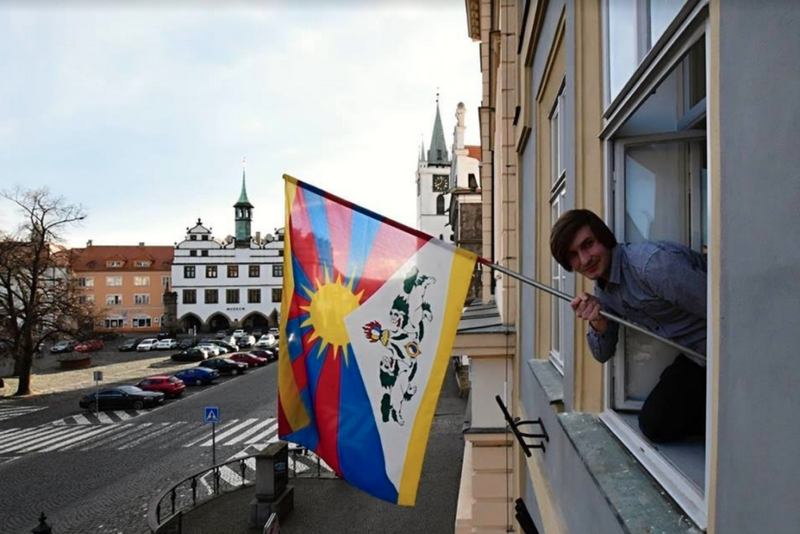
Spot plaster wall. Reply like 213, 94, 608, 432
471, 357, 510, 428
714, 2, 800, 533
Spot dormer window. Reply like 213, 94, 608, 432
134, 261, 150, 268
190, 235, 197, 241
107, 261, 123, 268
202, 235, 209, 241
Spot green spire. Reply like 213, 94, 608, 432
234, 159, 253, 244
427, 95, 448, 164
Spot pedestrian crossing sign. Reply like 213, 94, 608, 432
204, 406, 220, 424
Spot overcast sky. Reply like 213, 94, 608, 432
0, 1, 481, 248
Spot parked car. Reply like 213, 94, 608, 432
156, 338, 178, 350
79, 386, 164, 411
251, 329, 263, 338
75, 339, 104, 353
136, 338, 159, 351
237, 335, 256, 349
118, 338, 144, 352
230, 352, 268, 368
211, 339, 238, 353
199, 358, 248, 376
156, 330, 177, 341
170, 348, 209, 362
249, 349, 276, 362
178, 337, 198, 350
196, 343, 220, 357
175, 367, 219, 386
215, 330, 228, 339
232, 329, 246, 339
136, 375, 186, 398
255, 334, 277, 349
51, 340, 78, 354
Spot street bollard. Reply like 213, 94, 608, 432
31, 512, 52, 534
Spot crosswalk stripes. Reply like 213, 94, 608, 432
0, 404, 47, 422
0, 416, 332, 474
51, 410, 151, 426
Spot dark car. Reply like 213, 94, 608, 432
118, 338, 144, 352
199, 358, 248, 376
175, 367, 219, 386
230, 352, 268, 368
79, 386, 164, 411
136, 375, 186, 398
51, 340, 78, 353
178, 337, 198, 350
171, 348, 209, 362
249, 349, 276, 362
75, 339, 104, 353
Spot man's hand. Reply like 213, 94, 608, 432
570, 292, 608, 333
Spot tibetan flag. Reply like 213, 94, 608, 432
278, 175, 476, 506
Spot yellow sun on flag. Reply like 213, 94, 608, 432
300, 268, 364, 362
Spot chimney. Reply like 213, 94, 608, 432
87, 240, 93, 247
255, 231, 261, 244
139, 242, 145, 246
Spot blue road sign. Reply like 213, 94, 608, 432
204, 406, 220, 424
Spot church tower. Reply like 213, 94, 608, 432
416, 94, 453, 242
234, 160, 254, 246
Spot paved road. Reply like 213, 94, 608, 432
0, 362, 285, 534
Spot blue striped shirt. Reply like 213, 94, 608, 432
587, 241, 707, 366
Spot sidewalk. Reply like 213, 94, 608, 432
181, 370, 468, 534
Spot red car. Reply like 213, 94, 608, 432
75, 339, 104, 353
136, 375, 186, 398
230, 352, 268, 368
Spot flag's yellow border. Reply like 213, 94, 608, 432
278, 175, 311, 431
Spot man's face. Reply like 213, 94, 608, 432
566, 225, 611, 281
389, 309, 405, 330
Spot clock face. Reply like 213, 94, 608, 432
432, 175, 449, 192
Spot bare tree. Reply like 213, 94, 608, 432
0, 187, 96, 396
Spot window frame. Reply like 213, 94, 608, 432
106, 276, 122, 287
272, 264, 283, 278
599, 9, 711, 528
272, 288, 282, 303
162, 276, 171, 286
205, 289, 219, 304
226, 288, 240, 304
206, 265, 218, 279
548, 81, 568, 374
182, 289, 197, 305
133, 276, 150, 287
78, 276, 94, 287
184, 266, 195, 279
134, 293, 151, 305
227, 265, 239, 278
249, 265, 260, 278
248, 288, 261, 304
106, 294, 123, 306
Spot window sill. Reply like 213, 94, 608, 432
527, 359, 564, 406
558, 412, 702, 534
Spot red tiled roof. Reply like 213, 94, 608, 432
70, 246, 174, 272
466, 145, 482, 161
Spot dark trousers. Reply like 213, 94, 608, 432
638, 354, 706, 443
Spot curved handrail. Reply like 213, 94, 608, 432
146, 453, 259, 533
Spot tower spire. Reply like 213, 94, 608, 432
234, 158, 254, 245
427, 92, 448, 164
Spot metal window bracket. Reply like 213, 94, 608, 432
495, 395, 549, 456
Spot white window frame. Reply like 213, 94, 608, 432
134, 293, 151, 305
104, 318, 124, 328
107, 260, 123, 268
548, 81, 567, 374
133, 316, 152, 328
106, 276, 122, 287
162, 276, 171, 286
106, 294, 123, 306
134, 276, 150, 286
78, 276, 94, 287
134, 261, 150, 268
600, 7, 710, 528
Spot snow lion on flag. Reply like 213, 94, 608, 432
362, 267, 436, 426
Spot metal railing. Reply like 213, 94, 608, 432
147, 446, 333, 533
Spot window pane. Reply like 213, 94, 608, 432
649, 0, 686, 47
608, 0, 638, 101
624, 142, 688, 244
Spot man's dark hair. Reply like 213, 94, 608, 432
550, 209, 617, 272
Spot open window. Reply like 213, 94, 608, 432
601, 2, 709, 527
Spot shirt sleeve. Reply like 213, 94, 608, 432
587, 319, 619, 364
642, 247, 708, 319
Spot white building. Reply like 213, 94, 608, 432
171, 169, 284, 333
416, 98, 453, 241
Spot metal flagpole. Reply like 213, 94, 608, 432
478, 257, 706, 363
